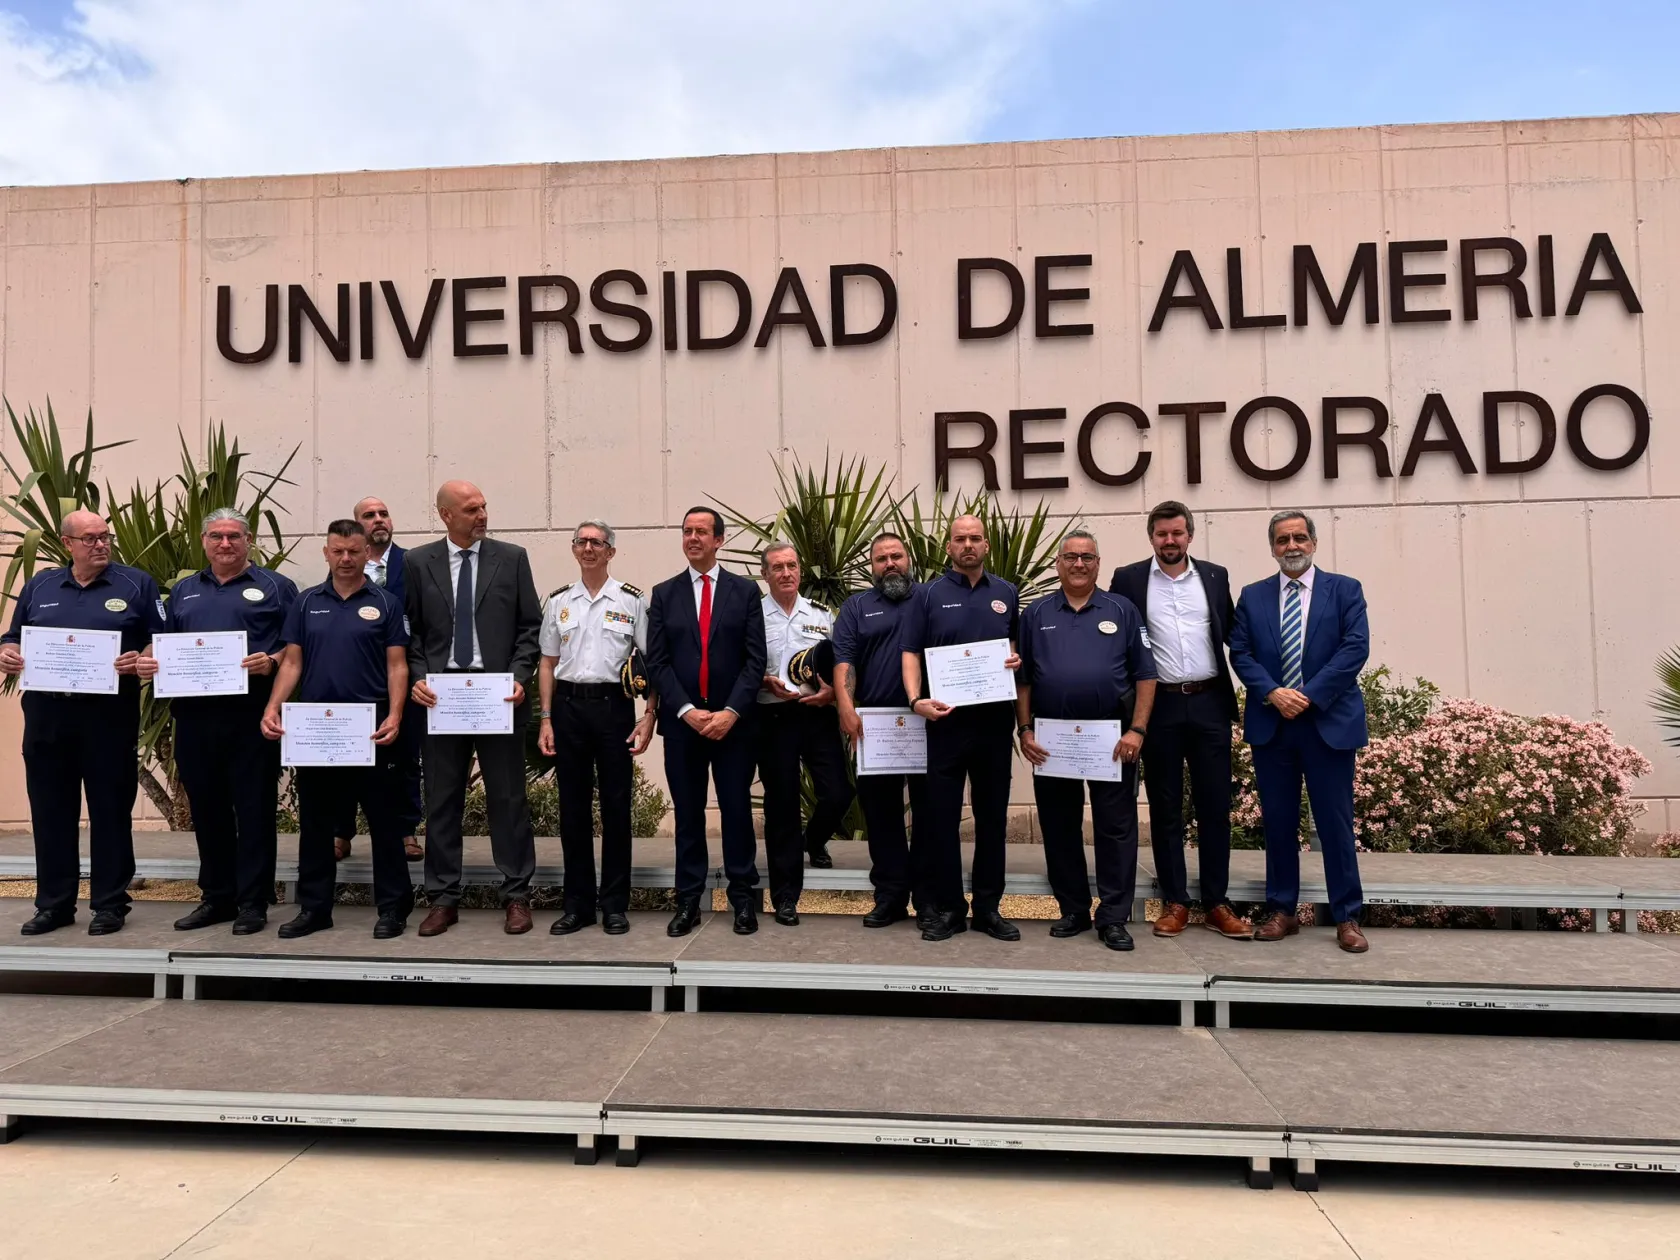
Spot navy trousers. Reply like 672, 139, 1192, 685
663, 713, 759, 909
1251, 718, 1364, 924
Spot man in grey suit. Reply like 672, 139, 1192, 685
404, 480, 543, 936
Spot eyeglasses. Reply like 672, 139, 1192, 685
66, 533, 113, 547
573, 538, 610, 549
1059, 554, 1100, 565
205, 533, 247, 544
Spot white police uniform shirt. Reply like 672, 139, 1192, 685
758, 592, 832, 704
539, 577, 648, 684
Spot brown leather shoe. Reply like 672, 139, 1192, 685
504, 901, 533, 935
1204, 905, 1254, 939
1336, 921, 1370, 953
1152, 903, 1190, 937
417, 906, 457, 937
1253, 912, 1299, 942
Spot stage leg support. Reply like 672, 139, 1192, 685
684, 987, 700, 1014
1214, 1001, 1231, 1030
575, 1133, 598, 1166
0, 1114, 20, 1144
1594, 907, 1611, 933
1518, 908, 1537, 930
1625, 908, 1643, 934
1292, 1157, 1319, 1191
1246, 1156, 1273, 1190
1132, 898, 1148, 925
1494, 907, 1512, 929
1179, 1000, 1195, 1028
281, 881, 298, 905
616, 1134, 640, 1167
650, 987, 666, 1013
152, 972, 168, 999
181, 974, 199, 1002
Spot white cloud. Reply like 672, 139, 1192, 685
0, 0, 1068, 186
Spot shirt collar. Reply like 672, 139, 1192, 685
944, 567, 989, 589
1149, 556, 1198, 582
1057, 589, 1100, 614
570, 576, 618, 603
448, 539, 481, 559
59, 566, 113, 589
688, 563, 719, 583
764, 592, 807, 618
1281, 565, 1317, 590
200, 565, 254, 587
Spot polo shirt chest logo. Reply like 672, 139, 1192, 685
357, 606, 381, 621
104, 598, 127, 612
991, 600, 1007, 614
1098, 621, 1118, 635
242, 587, 264, 602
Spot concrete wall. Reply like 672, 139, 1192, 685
3, 114, 1679, 830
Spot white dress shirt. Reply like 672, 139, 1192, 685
447, 538, 484, 669
539, 576, 649, 683
758, 593, 833, 704
364, 549, 389, 587
677, 563, 723, 719
1145, 558, 1217, 684
1277, 564, 1316, 640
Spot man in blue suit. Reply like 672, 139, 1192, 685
335, 496, 422, 861
646, 507, 768, 937
1229, 509, 1370, 953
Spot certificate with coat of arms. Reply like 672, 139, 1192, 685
923, 638, 1016, 707
281, 703, 377, 767
151, 630, 249, 697
426, 672, 516, 735
1032, 718, 1125, 782
854, 707, 928, 775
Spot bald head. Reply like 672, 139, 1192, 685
435, 480, 488, 546
60, 509, 113, 578
353, 496, 393, 551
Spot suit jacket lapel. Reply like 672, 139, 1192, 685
473, 543, 499, 612
428, 546, 453, 609
1301, 571, 1332, 661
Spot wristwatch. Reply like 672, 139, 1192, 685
540, 708, 552, 719
1017, 723, 1033, 736
1128, 725, 1147, 737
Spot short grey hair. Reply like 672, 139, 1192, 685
201, 507, 250, 535
1058, 528, 1099, 555
1267, 510, 1317, 544
574, 518, 616, 548
760, 540, 799, 571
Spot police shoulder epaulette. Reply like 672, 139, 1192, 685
547, 583, 572, 600
620, 582, 644, 598
807, 598, 831, 613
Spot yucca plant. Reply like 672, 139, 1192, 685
1653, 648, 1680, 748
711, 452, 899, 607
890, 487, 1074, 601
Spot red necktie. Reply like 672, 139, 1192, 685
698, 572, 713, 702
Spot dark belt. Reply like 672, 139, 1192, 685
555, 679, 621, 700
1156, 679, 1218, 695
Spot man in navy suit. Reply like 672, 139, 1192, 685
1229, 509, 1371, 953
1109, 501, 1250, 940
336, 496, 422, 861
646, 507, 768, 937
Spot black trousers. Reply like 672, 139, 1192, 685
855, 771, 930, 910
296, 742, 413, 919
1142, 689, 1235, 907
336, 703, 422, 838
1034, 765, 1140, 927
173, 683, 280, 912
423, 696, 537, 907
553, 686, 636, 916
754, 701, 853, 907
923, 701, 1014, 915
21, 692, 140, 917
662, 711, 758, 909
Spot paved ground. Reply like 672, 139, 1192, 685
0, 1123, 1675, 1259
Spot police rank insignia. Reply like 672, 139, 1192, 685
242, 587, 265, 602
559, 607, 570, 623
1098, 620, 1118, 635
605, 610, 634, 627
104, 598, 127, 612
358, 606, 381, 621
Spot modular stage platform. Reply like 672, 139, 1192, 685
4, 832, 1672, 927
2, 995, 1675, 1187
5, 901, 1680, 1023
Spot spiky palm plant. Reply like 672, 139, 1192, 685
890, 487, 1074, 601
1653, 648, 1680, 748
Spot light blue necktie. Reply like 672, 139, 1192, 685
1280, 579, 1304, 689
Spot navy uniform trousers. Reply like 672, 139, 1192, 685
923, 700, 1014, 915
552, 683, 637, 917
663, 707, 759, 910
1034, 763, 1140, 928
173, 677, 281, 912
855, 771, 930, 911
296, 723, 414, 920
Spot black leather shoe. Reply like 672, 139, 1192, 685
808, 842, 833, 869
733, 903, 759, 935
550, 911, 594, 936
174, 903, 235, 931
1099, 923, 1135, 952
773, 902, 800, 927
863, 901, 909, 929
602, 912, 630, 935
277, 910, 332, 939
971, 909, 1021, 942
920, 909, 969, 942
88, 910, 127, 936
1049, 913, 1092, 938
20, 909, 73, 936
914, 906, 938, 933
666, 900, 703, 937
372, 912, 407, 940
231, 908, 267, 935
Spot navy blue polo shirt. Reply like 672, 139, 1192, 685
832, 585, 920, 708
898, 569, 1019, 657
165, 565, 299, 655
1018, 589, 1156, 721
280, 579, 408, 704
4, 561, 166, 664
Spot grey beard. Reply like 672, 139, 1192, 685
876, 572, 913, 601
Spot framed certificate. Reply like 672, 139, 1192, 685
18, 625, 121, 695
281, 702, 377, 767
855, 707, 927, 775
1033, 718, 1125, 782
924, 637, 1016, 707
426, 672, 516, 735
152, 630, 249, 698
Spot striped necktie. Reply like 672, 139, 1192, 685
1280, 579, 1304, 689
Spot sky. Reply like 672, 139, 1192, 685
0, 0, 1676, 186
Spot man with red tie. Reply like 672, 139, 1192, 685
645, 507, 769, 937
